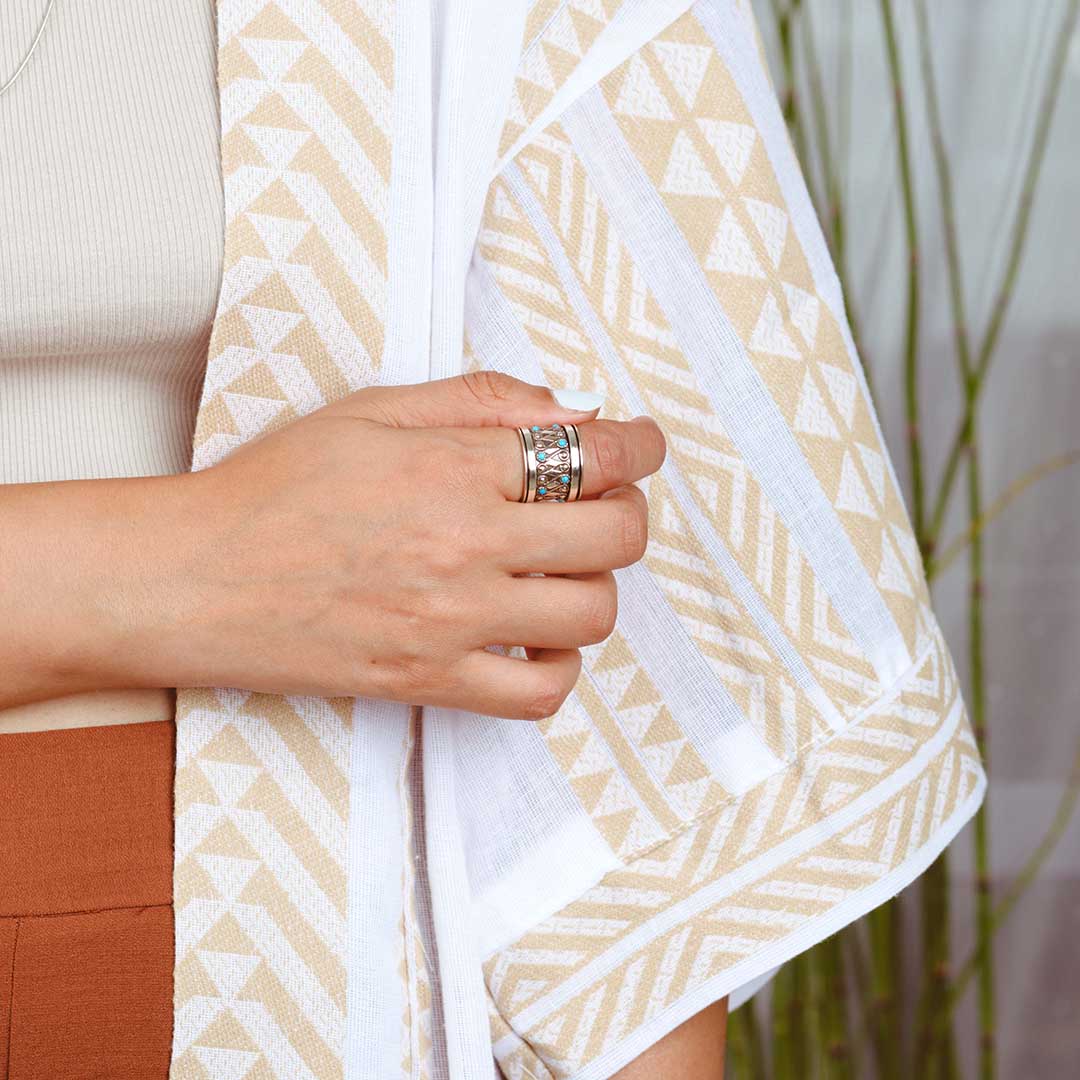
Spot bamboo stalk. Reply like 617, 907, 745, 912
926, 0, 1080, 548
821, 935, 853, 1079
773, 0, 812, 195
968, 425, 995, 1079
878, 0, 925, 549
910, 3, 988, 1075
771, 959, 795, 1080
728, 1000, 768, 1079
944, 729, 1080, 1021
841, 924, 888, 1077
798, 0, 873, 405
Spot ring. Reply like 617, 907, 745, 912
517, 422, 583, 503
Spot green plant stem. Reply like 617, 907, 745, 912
931, 451, 1080, 577
878, 0, 925, 551
801, 3, 842, 264
926, 0, 1080, 549
728, 1000, 768, 1079
798, 0, 872, 407
771, 959, 795, 1080
911, 3, 991, 1075
867, 900, 901, 1080
935, 728, 1080, 1035
968, 424, 995, 1079
840, 925, 886, 1077
820, 935, 853, 1079
771, 0, 818, 212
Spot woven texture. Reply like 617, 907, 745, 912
171, 2, 396, 1077
169, 1, 985, 1078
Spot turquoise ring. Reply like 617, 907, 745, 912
517, 422, 583, 503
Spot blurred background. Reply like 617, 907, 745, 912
728, 2, 1080, 1076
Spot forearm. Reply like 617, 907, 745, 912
0, 472, 194, 709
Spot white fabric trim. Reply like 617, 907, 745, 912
573, 767, 985, 1080
560, 90, 910, 684
345, 700, 412, 1080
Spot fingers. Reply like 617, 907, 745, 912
449, 646, 583, 721
481, 570, 618, 650
486, 484, 650, 573
320, 371, 605, 430
458, 415, 667, 502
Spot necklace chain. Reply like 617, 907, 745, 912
0, 0, 58, 99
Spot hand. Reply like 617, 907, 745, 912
124, 372, 666, 719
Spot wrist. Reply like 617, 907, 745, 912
2, 471, 204, 704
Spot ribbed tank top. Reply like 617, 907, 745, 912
0, 0, 221, 484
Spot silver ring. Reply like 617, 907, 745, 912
517, 422, 583, 502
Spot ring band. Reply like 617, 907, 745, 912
517, 422, 583, 503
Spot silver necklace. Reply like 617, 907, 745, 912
0, 0, 58, 98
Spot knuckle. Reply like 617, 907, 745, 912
616, 496, 649, 564
369, 647, 434, 699
459, 370, 518, 409
522, 677, 571, 721
592, 426, 628, 486
580, 585, 619, 643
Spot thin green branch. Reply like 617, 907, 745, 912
799, 0, 872, 405
879, 0, 925, 552
937, 727, 1080, 1030
967, 427, 994, 1080
840, 925, 886, 1077
912, 0, 971, 384
926, 0, 1080, 548
728, 999, 768, 1079
911, 3, 992, 1074
931, 450, 1080, 578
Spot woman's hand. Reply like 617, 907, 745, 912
70, 372, 666, 720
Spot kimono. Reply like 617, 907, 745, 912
170, 0, 986, 1077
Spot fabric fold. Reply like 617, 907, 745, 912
170, 2, 985, 1078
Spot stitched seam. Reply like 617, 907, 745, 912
5, 917, 18, 1080
0, 902, 172, 922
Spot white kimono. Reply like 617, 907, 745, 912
170, 0, 986, 1077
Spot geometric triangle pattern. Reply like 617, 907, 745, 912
168, 2, 985, 1078
486, 621, 986, 1080
172, 1, 402, 1077
498, 0, 622, 162
592, 7, 932, 663
490, 126, 884, 729
474, 4, 984, 1079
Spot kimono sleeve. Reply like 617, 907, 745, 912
463, 2, 986, 1077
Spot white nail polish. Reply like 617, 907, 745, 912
552, 387, 605, 411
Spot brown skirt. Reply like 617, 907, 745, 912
0, 720, 174, 1079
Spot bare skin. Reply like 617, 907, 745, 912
0, 371, 667, 720
612, 997, 728, 1079
0, 369, 729, 1065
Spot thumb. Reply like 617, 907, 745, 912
328, 371, 605, 429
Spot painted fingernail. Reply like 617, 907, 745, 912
551, 387, 605, 411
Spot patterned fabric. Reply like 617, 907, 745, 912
171, 2, 398, 1077
169, 1, 985, 1078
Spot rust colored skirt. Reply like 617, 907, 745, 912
0, 720, 174, 1079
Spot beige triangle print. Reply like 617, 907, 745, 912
171, 1, 397, 1076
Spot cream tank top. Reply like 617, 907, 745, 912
0, 0, 221, 733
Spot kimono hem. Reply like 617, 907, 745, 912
169, 1, 986, 1078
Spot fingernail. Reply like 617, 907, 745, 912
552, 387, 605, 412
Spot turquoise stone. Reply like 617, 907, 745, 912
551, 423, 558, 430
560, 475, 569, 483
537, 451, 546, 461
531, 424, 540, 432
558, 438, 567, 447
538, 486, 547, 494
